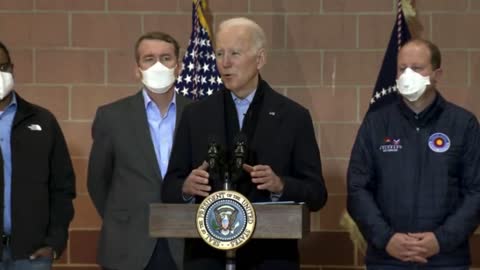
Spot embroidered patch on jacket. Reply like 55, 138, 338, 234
428, 132, 450, 153
379, 137, 403, 152
27, 124, 42, 131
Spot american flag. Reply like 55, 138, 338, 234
174, 0, 223, 100
368, 0, 412, 112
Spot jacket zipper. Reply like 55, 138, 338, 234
411, 126, 422, 232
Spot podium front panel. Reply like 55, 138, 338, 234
150, 203, 309, 239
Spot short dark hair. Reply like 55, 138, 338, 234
403, 38, 442, 70
134, 32, 180, 63
0, 41, 12, 63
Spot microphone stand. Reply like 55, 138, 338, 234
223, 171, 236, 270
209, 135, 247, 270
224, 135, 247, 270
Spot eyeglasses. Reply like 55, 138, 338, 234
0, 62, 12, 73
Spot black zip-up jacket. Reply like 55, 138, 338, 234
347, 92, 480, 267
0, 93, 76, 259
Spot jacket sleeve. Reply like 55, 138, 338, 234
347, 118, 394, 250
434, 116, 480, 252
87, 107, 114, 218
45, 115, 76, 258
279, 108, 327, 212
162, 105, 194, 203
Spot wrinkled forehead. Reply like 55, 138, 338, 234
216, 25, 254, 49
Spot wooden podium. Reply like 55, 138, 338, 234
150, 203, 310, 239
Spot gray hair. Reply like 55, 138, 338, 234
217, 17, 267, 52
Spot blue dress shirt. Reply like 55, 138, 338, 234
231, 90, 256, 129
0, 92, 17, 234
142, 90, 176, 179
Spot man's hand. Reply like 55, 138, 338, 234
386, 233, 428, 263
243, 164, 284, 193
30, 246, 54, 260
182, 161, 211, 197
407, 232, 440, 259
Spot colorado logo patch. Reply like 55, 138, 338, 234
428, 133, 450, 153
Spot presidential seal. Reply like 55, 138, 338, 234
196, 190, 256, 250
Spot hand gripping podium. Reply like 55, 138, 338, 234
150, 200, 309, 269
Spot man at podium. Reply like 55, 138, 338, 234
163, 17, 328, 270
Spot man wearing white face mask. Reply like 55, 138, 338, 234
0, 41, 76, 269
348, 39, 480, 270
87, 32, 190, 270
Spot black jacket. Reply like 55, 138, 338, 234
163, 79, 327, 269
347, 93, 480, 266
0, 93, 75, 259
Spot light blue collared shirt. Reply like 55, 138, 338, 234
142, 90, 176, 179
231, 90, 256, 129
0, 92, 17, 234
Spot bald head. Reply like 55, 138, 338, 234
217, 17, 267, 51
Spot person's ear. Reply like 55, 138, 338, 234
135, 64, 142, 80
431, 67, 443, 84
256, 48, 266, 70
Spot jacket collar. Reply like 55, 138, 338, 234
13, 93, 36, 127
397, 90, 446, 128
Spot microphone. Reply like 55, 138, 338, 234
207, 135, 221, 172
232, 133, 247, 174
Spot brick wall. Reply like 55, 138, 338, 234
1, 0, 479, 269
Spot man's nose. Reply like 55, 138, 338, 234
220, 55, 232, 68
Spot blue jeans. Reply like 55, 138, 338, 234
0, 248, 52, 270
368, 265, 469, 270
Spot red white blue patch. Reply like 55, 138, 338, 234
428, 133, 450, 153
379, 137, 402, 152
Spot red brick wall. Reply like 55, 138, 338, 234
1, 0, 479, 269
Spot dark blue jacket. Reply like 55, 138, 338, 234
347, 92, 480, 267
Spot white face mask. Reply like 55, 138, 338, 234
0, 71, 14, 100
140, 61, 176, 94
396, 67, 431, 102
